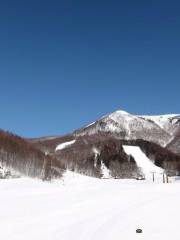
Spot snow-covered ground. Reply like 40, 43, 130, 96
0, 172, 180, 240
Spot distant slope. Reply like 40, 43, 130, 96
166, 131, 180, 155
31, 132, 180, 178
30, 133, 140, 178
30, 134, 74, 153
142, 114, 180, 135
74, 111, 180, 147
122, 139, 180, 175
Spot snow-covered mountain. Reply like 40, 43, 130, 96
142, 114, 180, 135
28, 114, 179, 180
74, 110, 180, 147
1, 110, 179, 180
29, 110, 180, 179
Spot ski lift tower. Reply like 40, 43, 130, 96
151, 171, 156, 182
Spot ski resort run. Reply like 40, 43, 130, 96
123, 145, 163, 176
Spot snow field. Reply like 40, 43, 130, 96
0, 172, 179, 240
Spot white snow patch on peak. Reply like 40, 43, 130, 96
108, 110, 136, 122
142, 114, 179, 124
105, 110, 138, 136
113, 110, 130, 115
55, 140, 76, 151
86, 121, 96, 128
109, 110, 131, 119
123, 145, 163, 176
110, 109, 180, 121
143, 114, 179, 118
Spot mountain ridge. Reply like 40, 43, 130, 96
73, 110, 180, 148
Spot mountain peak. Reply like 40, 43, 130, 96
114, 110, 130, 115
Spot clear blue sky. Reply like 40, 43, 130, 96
0, 0, 180, 137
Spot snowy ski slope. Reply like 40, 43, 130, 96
0, 172, 179, 240
123, 145, 163, 175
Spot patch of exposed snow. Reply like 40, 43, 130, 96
92, 147, 100, 156
113, 110, 130, 115
86, 121, 96, 127
55, 140, 76, 151
38, 136, 60, 141
92, 148, 111, 178
123, 145, 163, 176
101, 160, 111, 178
109, 110, 134, 123
92, 148, 100, 167
45, 151, 49, 156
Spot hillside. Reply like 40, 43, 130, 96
166, 132, 180, 155
31, 132, 180, 178
0, 130, 64, 179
